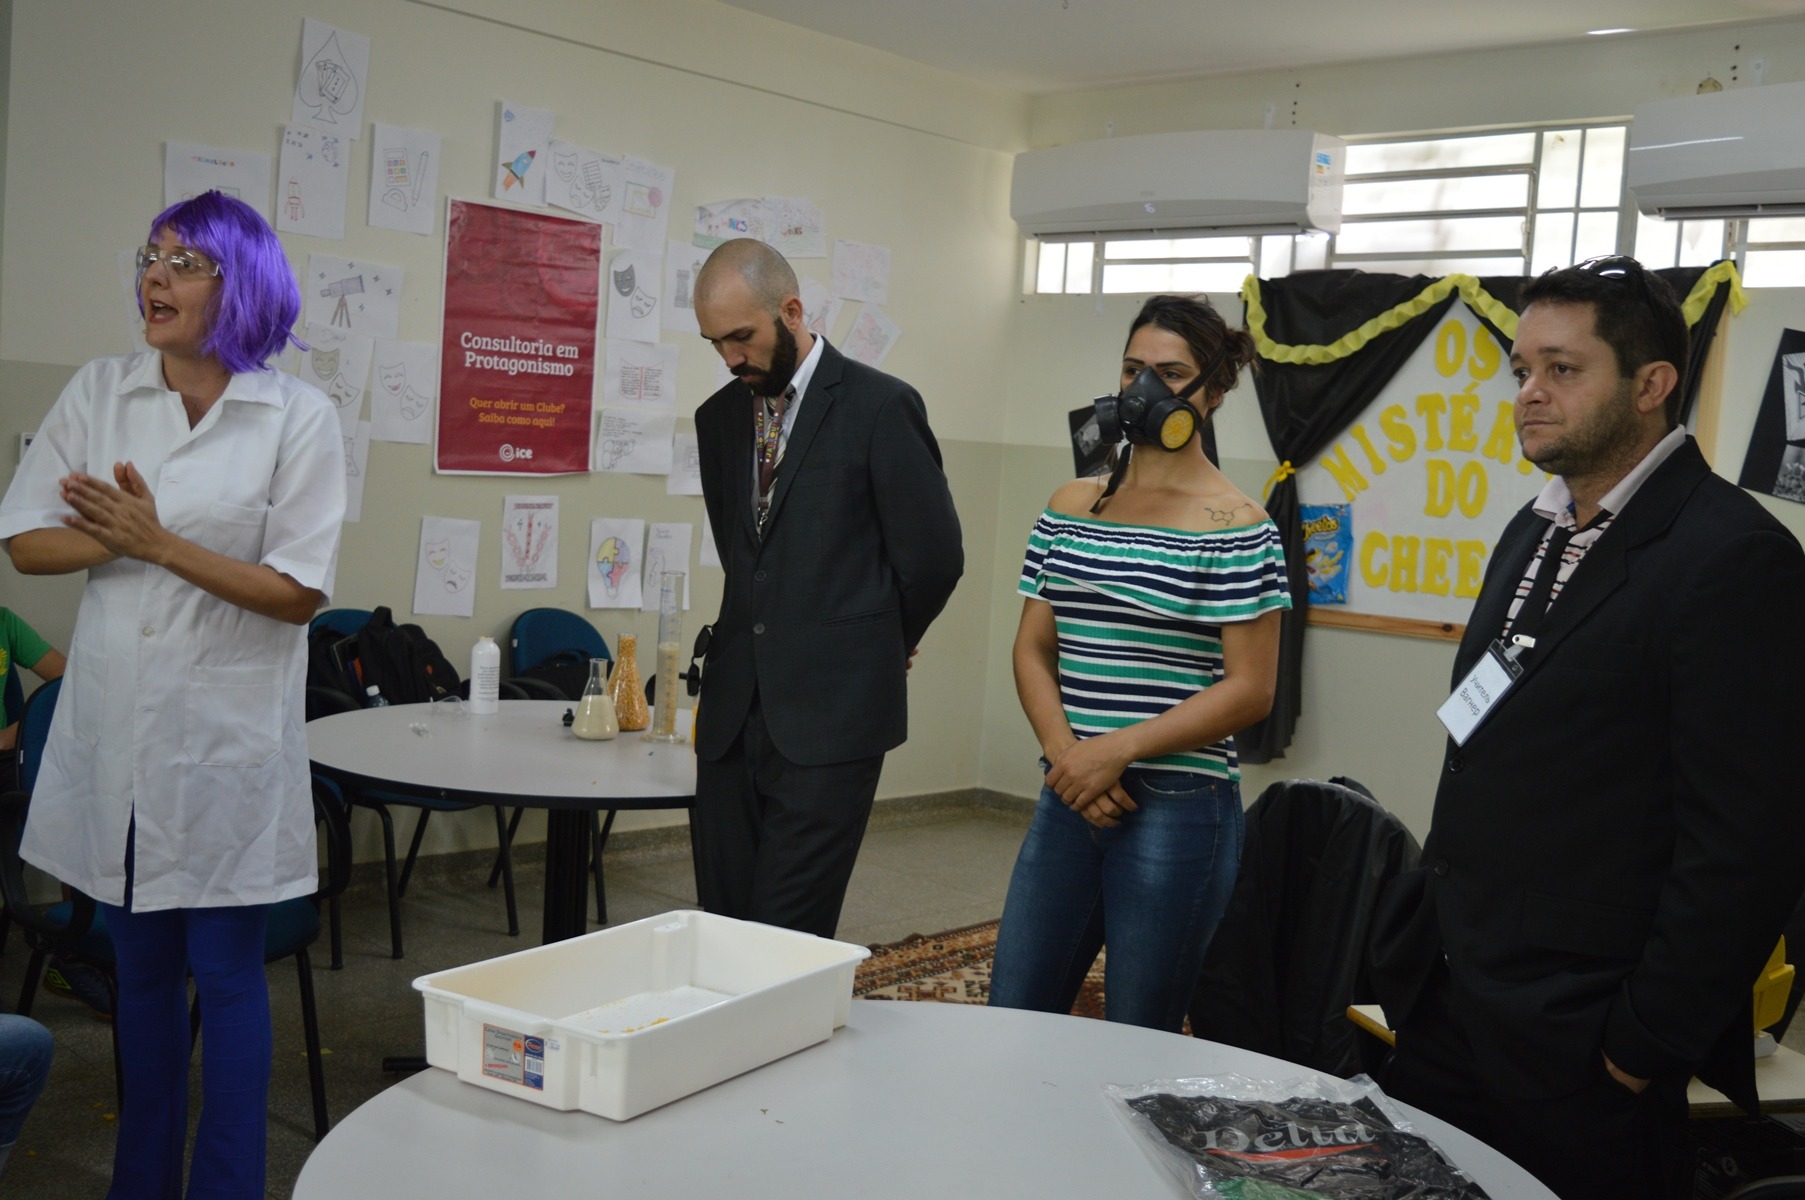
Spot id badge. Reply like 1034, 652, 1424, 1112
1435, 639, 1524, 746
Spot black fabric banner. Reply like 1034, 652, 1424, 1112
1238, 264, 1729, 765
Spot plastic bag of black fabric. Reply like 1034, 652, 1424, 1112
1105, 1074, 1490, 1199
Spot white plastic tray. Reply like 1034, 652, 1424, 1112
413, 910, 870, 1120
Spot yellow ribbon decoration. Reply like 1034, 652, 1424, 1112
1263, 460, 1296, 500
1680, 259, 1747, 325
1240, 263, 1742, 366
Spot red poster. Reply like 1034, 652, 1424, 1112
437, 200, 601, 474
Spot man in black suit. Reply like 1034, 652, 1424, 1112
1370, 257, 1805, 1199
690, 238, 962, 938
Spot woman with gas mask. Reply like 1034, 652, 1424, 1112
988, 294, 1288, 1033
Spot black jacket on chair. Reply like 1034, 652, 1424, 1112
1369, 438, 1805, 1114
1189, 777, 1419, 1075
693, 339, 963, 767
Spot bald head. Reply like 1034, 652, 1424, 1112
696, 238, 799, 318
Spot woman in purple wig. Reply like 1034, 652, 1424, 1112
0, 191, 345, 1197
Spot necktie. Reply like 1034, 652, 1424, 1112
755, 385, 793, 532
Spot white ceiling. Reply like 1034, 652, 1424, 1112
719, 0, 1805, 94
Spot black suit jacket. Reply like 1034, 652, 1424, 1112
693, 340, 963, 767
1371, 438, 1805, 1111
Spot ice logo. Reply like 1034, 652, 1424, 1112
499, 443, 516, 462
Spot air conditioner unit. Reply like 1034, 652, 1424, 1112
1010, 130, 1346, 238
1629, 81, 1805, 219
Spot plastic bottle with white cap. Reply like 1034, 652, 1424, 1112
470, 635, 500, 714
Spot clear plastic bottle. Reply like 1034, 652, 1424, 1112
470, 635, 500, 715
571, 657, 618, 740
364, 684, 390, 708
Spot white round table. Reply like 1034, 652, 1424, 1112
294, 1001, 1555, 1198
307, 701, 696, 942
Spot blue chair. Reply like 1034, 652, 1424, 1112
1, 662, 21, 790
503, 609, 618, 924
508, 607, 609, 679
17, 676, 60, 796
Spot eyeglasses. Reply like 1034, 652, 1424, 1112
135, 245, 221, 280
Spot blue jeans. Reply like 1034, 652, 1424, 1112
989, 766, 1244, 1033
100, 901, 271, 1200
0, 1012, 53, 1173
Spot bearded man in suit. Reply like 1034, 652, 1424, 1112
690, 238, 962, 938
1372, 256, 1805, 1200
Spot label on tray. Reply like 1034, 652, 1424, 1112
482, 1023, 546, 1090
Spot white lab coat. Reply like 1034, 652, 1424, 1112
0, 353, 345, 910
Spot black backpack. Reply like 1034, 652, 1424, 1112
514, 648, 595, 701
352, 607, 461, 705
306, 624, 364, 699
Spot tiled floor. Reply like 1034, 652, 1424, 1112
0, 793, 1034, 1199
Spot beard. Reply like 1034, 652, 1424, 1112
737, 318, 800, 398
1521, 379, 1643, 479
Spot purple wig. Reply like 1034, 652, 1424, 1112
145, 191, 301, 374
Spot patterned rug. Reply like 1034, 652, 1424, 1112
852, 918, 1108, 1020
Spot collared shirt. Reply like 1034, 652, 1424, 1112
0, 352, 346, 910
748, 332, 824, 511
1504, 426, 1687, 631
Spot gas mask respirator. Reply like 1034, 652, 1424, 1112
1093, 367, 1207, 453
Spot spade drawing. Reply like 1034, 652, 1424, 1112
298, 32, 359, 125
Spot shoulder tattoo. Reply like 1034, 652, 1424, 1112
1202, 501, 1252, 527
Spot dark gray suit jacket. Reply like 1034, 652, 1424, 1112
1370, 438, 1805, 1111
693, 340, 962, 766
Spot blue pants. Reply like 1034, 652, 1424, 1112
0, 1012, 53, 1174
989, 768, 1244, 1033
99, 901, 271, 1200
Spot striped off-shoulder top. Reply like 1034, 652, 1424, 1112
1018, 508, 1291, 780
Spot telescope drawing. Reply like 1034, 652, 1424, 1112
321, 275, 364, 327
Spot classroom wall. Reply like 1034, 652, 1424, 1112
0, 0, 1026, 857
990, 16, 1805, 835
8, 2, 1805, 863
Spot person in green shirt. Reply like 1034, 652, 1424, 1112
0, 607, 65, 750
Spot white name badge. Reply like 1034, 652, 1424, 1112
1436, 640, 1524, 746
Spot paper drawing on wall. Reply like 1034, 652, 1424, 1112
614, 158, 675, 250
543, 140, 620, 222
494, 102, 555, 205
322, 274, 364, 327
342, 433, 361, 477
164, 142, 272, 217
606, 251, 661, 341
299, 324, 373, 435
505, 512, 552, 576
277, 125, 350, 239
502, 150, 536, 192
842, 306, 901, 367
297, 32, 359, 125
369, 340, 437, 444
501, 496, 559, 589
377, 362, 431, 421
306, 256, 403, 339
292, 21, 369, 133
414, 517, 480, 618
596, 435, 639, 471
367, 125, 442, 236
595, 536, 632, 599
381, 148, 429, 212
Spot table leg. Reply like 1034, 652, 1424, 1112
543, 809, 592, 943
